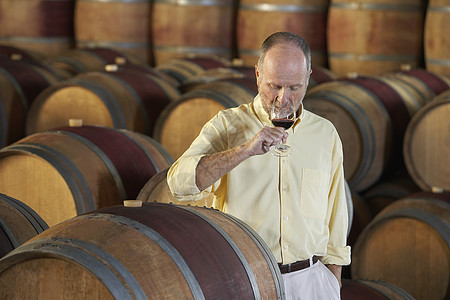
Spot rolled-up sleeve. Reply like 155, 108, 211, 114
321, 131, 351, 266
167, 114, 226, 201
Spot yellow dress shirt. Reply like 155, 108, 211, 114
168, 94, 351, 266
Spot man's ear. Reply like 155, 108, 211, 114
255, 65, 260, 84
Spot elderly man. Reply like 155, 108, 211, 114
168, 32, 351, 299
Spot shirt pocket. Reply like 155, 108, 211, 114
300, 168, 329, 219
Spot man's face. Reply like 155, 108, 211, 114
255, 43, 311, 116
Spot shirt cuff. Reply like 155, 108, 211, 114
321, 245, 351, 266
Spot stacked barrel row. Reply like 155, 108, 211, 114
0, 0, 449, 77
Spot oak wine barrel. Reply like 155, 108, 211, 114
352, 192, 450, 300
304, 75, 423, 192
0, 126, 173, 227
342, 279, 414, 300
152, 0, 235, 66
0, 57, 60, 147
0, 202, 284, 299
0, 193, 48, 259
155, 56, 231, 86
74, 0, 152, 65
26, 68, 180, 136
236, 0, 329, 67
0, 0, 75, 57
403, 89, 450, 192
327, 0, 424, 76
424, 0, 450, 77
154, 78, 257, 159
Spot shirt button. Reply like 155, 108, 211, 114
285, 245, 289, 250
283, 187, 288, 192
284, 216, 289, 221
283, 159, 288, 164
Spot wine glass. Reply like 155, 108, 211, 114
270, 98, 296, 157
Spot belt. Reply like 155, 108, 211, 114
278, 256, 319, 274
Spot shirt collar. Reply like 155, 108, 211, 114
253, 94, 304, 130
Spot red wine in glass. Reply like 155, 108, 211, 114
272, 118, 294, 130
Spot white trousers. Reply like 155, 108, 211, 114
281, 260, 340, 300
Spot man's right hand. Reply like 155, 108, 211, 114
245, 126, 288, 156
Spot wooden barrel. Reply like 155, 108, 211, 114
304, 75, 423, 192
179, 67, 249, 93
308, 65, 338, 89
327, 0, 424, 76
0, 202, 284, 299
362, 175, 420, 216
351, 192, 450, 300
152, 0, 235, 66
75, 0, 152, 65
342, 279, 415, 299
236, 0, 329, 67
0, 0, 75, 57
155, 56, 231, 86
26, 68, 180, 135
0, 45, 46, 62
138, 168, 215, 208
403, 89, 450, 192
0, 57, 60, 147
0, 126, 173, 227
154, 79, 257, 159
0, 193, 48, 259
424, 0, 450, 77
44, 47, 146, 79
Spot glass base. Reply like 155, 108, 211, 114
270, 144, 291, 157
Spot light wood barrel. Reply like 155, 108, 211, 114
424, 0, 450, 77
351, 192, 450, 300
236, 0, 329, 67
155, 56, 231, 86
403, 90, 450, 192
26, 68, 180, 135
342, 279, 415, 299
0, 202, 284, 299
0, 126, 173, 227
0, 193, 48, 259
44, 47, 146, 79
0, 0, 75, 57
75, 0, 152, 65
304, 76, 420, 192
0, 57, 60, 147
152, 0, 235, 66
362, 175, 420, 216
154, 79, 257, 159
327, 0, 424, 76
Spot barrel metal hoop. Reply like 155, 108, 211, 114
0, 237, 143, 300
0, 216, 19, 248
0, 36, 73, 44
306, 89, 376, 188
154, 0, 233, 6
154, 44, 231, 55
216, 209, 286, 300
239, 3, 327, 12
77, 40, 150, 49
330, 3, 422, 11
0, 96, 6, 147
54, 130, 127, 201
117, 130, 160, 173
0, 144, 90, 214
81, 213, 206, 300
179, 205, 262, 300
372, 208, 450, 248
329, 52, 419, 62
0, 193, 49, 232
